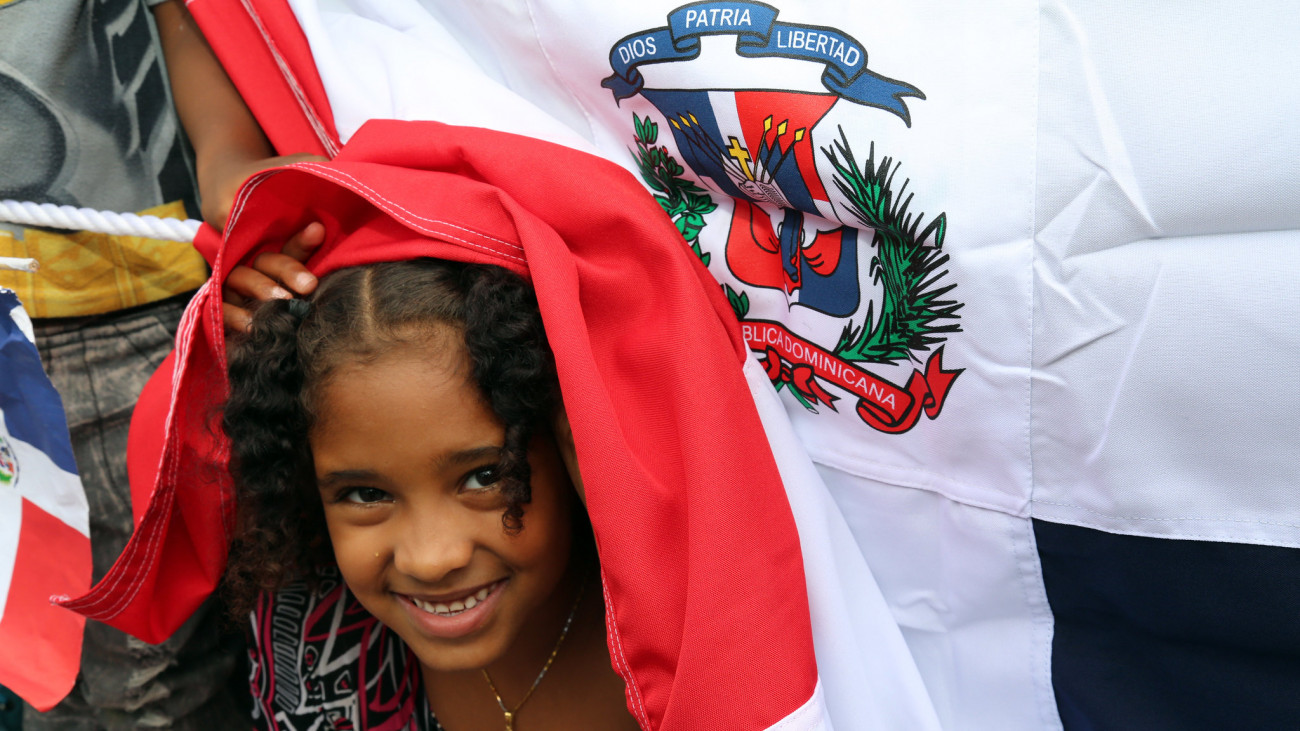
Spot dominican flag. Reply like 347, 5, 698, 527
55, 2, 941, 729
0, 289, 90, 711
61, 2, 1300, 730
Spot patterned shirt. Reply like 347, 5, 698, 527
248, 568, 445, 731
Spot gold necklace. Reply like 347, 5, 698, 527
481, 578, 587, 731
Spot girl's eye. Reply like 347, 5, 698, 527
463, 466, 501, 492
341, 487, 390, 504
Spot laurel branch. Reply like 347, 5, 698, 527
823, 128, 962, 365
632, 113, 717, 266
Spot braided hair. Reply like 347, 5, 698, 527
221, 259, 559, 614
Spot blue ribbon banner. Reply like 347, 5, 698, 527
602, 1, 924, 125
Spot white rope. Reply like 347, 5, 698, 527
0, 199, 201, 243
0, 256, 39, 272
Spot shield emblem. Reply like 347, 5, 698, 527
641, 89, 861, 317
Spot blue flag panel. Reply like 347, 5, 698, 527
1035, 519, 1300, 730
0, 291, 78, 476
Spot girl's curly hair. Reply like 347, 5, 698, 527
221, 259, 559, 616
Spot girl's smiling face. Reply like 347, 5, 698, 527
309, 340, 576, 672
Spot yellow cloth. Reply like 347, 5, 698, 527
0, 201, 208, 318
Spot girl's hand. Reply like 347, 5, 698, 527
222, 222, 325, 333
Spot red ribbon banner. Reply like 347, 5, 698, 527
743, 320, 962, 434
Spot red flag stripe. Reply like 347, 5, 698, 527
0, 498, 89, 711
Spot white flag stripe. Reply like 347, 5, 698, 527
745, 358, 943, 729
0, 417, 89, 538
288, 0, 597, 153
7, 304, 34, 344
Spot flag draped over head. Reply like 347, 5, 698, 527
0, 289, 90, 711
60, 122, 830, 727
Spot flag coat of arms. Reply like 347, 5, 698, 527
0, 289, 91, 711
67, 1, 1300, 729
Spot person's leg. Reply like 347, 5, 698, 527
23, 296, 247, 731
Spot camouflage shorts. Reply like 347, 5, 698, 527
22, 296, 248, 731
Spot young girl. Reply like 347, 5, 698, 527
66, 123, 832, 729
222, 258, 637, 730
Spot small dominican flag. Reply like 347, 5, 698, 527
0, 288, 90, 711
